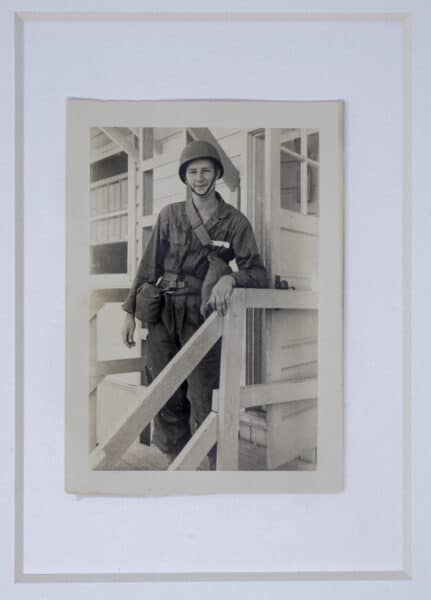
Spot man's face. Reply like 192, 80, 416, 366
185, 158, 218, 197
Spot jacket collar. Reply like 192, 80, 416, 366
214, 191, 230, 220
185, 191, 230, 231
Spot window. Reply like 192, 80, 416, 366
280, 130, 319, 215
89, 153, 128, 274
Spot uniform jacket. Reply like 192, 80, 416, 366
122, 193, 268, 315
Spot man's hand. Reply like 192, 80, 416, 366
207, 275, 235, 317
121, 313, 136, 348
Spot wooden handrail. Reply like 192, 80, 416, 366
244, 288, 318, 310
89, 288, 318, 470
89, 288, 129, 320
90, 312, 223, 470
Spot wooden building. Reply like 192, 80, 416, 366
89, 127, 319, 471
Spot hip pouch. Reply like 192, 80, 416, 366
135, 282, 163, 325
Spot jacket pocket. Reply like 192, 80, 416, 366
169, 229, 187, 246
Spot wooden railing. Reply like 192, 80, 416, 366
89, 288, 318, 471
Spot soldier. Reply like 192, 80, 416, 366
121, 139, 268, 467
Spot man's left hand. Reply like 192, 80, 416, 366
207, 275, 235, 316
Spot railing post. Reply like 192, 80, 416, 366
216, 289, 246, 470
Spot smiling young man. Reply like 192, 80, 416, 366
121, 139, 268, 467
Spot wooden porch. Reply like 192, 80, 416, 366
89, 287, 318, 472
107, 438, 317, 471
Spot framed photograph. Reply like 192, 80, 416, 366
4, 1, 429, 596
66, 99, 344, 496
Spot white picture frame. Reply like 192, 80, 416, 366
3, 1, 429, 597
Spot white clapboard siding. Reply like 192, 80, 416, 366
120, 214, 128, 240
272, 310, 318, 346
267, 398, 317, 468
120, 178, 128, 208
280, 362, 318, 381
153, 193, 186, 215
108, 181, 121, 211
155, 131, 187, 166
97, 185, 109, 213
215, 131, 242, 158
277, 229, 318, 274
153, 174, 185, 201
153, 159, 179, 181
279, 339, 318, 370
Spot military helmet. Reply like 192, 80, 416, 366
178, 140, 224, 183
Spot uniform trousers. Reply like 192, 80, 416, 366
146, 292, 221, 457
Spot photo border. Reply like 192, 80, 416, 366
65, 98, 344, 497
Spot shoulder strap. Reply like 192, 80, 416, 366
185, 199, 212, 248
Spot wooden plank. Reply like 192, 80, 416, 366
90, 172, 128, 190
244, 289, 318, 310
264, 128, 281, 278
142, 128, 154, 160
88, 316, 98, 451
89, 288, 129, 319
279, 209, 319, 236
154, 130, 187, 166
100, 127, 139, 161
88, 389, 98, 452
143, 170, 154, 215
240, 378, 317, 409
300, 130, 308, 215
90, 358, 145, 378
263, 129, 281, 386
127, 152, 137, 277
168, 412, 218, 471
90, 140, 121, 163
90, 209, 127, 222
89, 312, 223, 469
216, 290, 246, 470
187, 127, 240, 191
89, 274, 131, 291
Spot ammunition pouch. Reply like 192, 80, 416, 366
135, 282, 163, 325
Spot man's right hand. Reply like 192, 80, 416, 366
121, 313, 136, 348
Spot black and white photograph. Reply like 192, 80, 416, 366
66, 100, 344, 494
